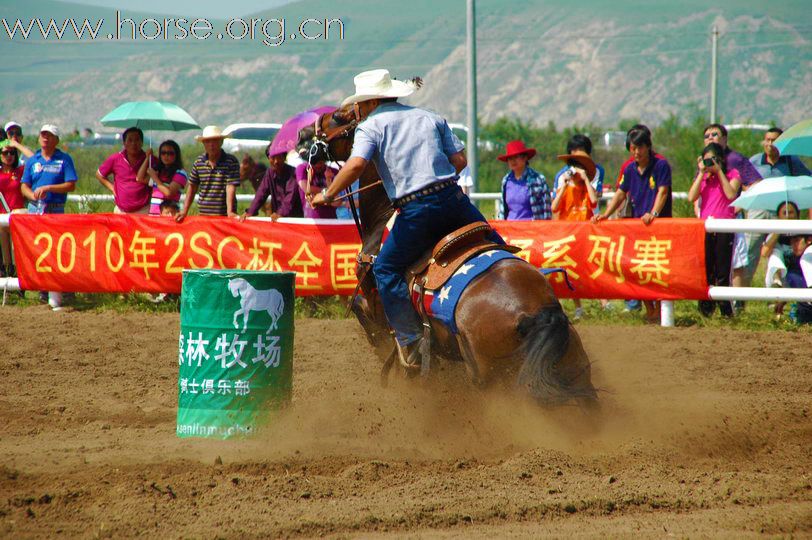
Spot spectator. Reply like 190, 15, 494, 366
553, 134, 604, 211
762, 201, 802, 318
4, 122, 34, 165
334, 179, 360, 220
594, 126, 671, 323
96, 127, 153, 214
159, 200, 180, 218
457, 165, 474, 195
0, 141, 26, 280
750, 127, 812, 217
497, 140, 551, 220
296, 143, 339, 219
613, 125, 663, 313
177, 125, 241, 222
241, 145, 302, 220
240, 154, 267, 191
700, 124, 763, 305
551, 149, 598, 319
687, 142, 742, 317
555, 138, 613, 311
141, 140, 187, 216
20, 124, 78, 309
793, 235, 812, 324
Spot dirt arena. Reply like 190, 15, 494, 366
1, 306, 810, 538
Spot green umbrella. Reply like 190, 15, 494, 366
773, 118, 812, 157
100, 101, 200, 131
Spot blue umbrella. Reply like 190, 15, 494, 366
732, 175, 812, 211
100, 101, 200, 131
773, 119, 812, 157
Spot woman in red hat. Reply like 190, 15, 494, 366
497, 140, 551, 220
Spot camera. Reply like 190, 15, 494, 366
702, 157, 716, 168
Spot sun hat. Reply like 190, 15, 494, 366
40, 124, 60, 138
556, 149, 597, 181
4, 121, 21, 132
195, 125, 229, 141
497, 140, 537, 162
340, 69, 415, 108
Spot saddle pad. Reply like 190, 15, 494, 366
411, 249, 520, 334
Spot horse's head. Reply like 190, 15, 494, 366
296, 106, 358, 164
227, 278, 243, 297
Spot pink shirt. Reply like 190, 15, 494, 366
699, 168, 741, 219
98, 150, 155, 213
0, 166, 25, 211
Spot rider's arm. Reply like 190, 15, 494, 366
448, 151, 467, 175
320, 157, 367, 202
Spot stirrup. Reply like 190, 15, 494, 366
395, 339, 422, 371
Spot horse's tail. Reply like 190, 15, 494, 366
515, 303, 594, 405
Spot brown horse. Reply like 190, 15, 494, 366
301, 109, 597, 406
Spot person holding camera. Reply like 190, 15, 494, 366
551, 149, 599, 319
687, 142, 742, 317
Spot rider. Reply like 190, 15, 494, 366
310, 69, 503, 366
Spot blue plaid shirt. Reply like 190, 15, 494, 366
499, 166, 552, 220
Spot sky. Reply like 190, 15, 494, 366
54, 0, 295, 19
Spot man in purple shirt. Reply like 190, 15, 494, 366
594, 127, 672, 223
593, 127, 671, 323
241, 146, 302, 220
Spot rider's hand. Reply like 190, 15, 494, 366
309, 192, 325, 207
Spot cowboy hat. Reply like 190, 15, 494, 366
498, 140, 536, 162
195, 125, 229, 141
556, 150, 596, 181
340, 69, 415, 107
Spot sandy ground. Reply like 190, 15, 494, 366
0, 306, 810, 538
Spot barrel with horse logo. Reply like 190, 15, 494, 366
176, 269, 295, 439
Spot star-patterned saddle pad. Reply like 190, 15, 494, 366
411, 249, 521, 334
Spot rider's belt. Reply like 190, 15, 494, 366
392, 179, 457, 209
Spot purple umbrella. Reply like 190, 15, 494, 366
268, 106, 337, 157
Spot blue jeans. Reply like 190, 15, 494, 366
373, 184, 503, 346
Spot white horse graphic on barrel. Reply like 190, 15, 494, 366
228, 278, 285, 332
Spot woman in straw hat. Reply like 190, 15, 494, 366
310, 68, 504, 367
496, 140, 552, 221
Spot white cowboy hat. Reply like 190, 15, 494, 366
340, 69, 415, 107
195, 125, 229, 141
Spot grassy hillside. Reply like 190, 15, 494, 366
2, 0, 810, 131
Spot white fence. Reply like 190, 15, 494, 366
1, 205, 811, 327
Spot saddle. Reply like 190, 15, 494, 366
405, 221, 521, 292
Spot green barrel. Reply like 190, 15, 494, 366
176, 270, 295, 439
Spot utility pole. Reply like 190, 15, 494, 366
710, 25, 718, 123
466, 0, 478, 191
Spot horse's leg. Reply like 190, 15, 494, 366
233, 307, 242, 330
242, 305, 250, 332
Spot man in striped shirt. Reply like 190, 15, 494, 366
176, 125, 240, 222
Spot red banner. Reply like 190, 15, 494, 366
10, 215, 708, 300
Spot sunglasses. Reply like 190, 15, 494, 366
160, 150, 176, 155
1, 150, 15, 156
704, 132, 722, 139
6, 130, 21, 136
